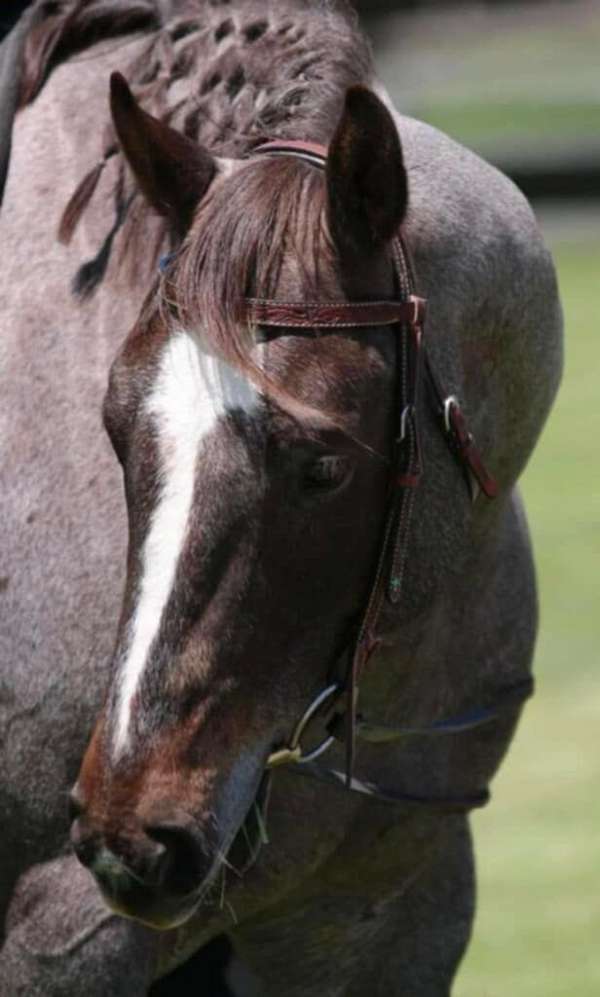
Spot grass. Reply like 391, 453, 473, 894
372, 7, 600, 988
374, 3, 600, 164
414, 103, 600, 162
455, 234, 600, 995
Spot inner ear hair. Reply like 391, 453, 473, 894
109, 71, 216, 234
326, 86, 408, 253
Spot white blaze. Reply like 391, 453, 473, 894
112, 330, 258, 758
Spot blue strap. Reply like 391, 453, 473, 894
329, 676, 535, 745
159, 251, 176, 273
286, 677, 534, 812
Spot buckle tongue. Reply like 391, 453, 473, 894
266, 683, 340, 769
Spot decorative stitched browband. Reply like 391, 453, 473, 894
246, 298, 425, 330
237, 140, 534, 823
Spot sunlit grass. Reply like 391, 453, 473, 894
414, 102, 600, 159
456, 237, 600, 995
374, 5, 600, 164
373, 7, 599, 986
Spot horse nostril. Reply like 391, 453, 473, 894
144, 822, 207, 895
134, 837, 169, 887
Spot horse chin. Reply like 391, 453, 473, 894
91, 849, 224, 931
98, 882, 204, 931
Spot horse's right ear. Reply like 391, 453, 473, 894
326, 86, 407, 254
109, 72, 216, 232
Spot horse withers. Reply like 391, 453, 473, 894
0, 2, 562, 994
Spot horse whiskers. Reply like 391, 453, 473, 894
225, 899, 239, 925
215, 848, 243, 878
219, 863, 227, 911
191, 864, 234, 920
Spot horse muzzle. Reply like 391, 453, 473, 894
70, 802, 216, 928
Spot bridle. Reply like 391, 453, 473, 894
239, 140, 533, 820
159, 137, 534, 861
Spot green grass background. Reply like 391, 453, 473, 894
374, 3, 600, 168
373, 7, 599, 989
455, 234, 600, 995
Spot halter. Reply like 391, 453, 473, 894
241, 140, 532, 817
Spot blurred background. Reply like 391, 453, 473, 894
2, 2, 598, 994
358, 3, 599, 996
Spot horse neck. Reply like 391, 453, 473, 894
142, 2, 374, 156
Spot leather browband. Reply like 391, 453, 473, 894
246, 297, 427, 330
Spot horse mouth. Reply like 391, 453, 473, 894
100, 880, 205, 930
92, 844, 224, 931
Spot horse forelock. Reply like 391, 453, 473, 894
167, 156, 335, 396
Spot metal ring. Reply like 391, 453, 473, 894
266, 683, 340, 769
443, 395, 459, 434
290, 682, 340, 750
296, 735, 336, 765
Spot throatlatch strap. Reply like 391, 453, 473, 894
291, 762, 491, 813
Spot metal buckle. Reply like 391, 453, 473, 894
266, 683, 340, 769
407, 295, 425, 327
443, 395, 459, 434
399, 404, 415, 443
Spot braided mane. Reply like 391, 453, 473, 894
19, 0, 372, 296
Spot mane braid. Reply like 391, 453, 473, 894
19, 1, 161, 108
22, 0, 372, 293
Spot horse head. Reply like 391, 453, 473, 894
70, 74, 408, 929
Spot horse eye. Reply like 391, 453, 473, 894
302, 454, 352, 494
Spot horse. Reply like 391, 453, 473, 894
0, 1, 562, 994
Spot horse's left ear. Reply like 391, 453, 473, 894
109, 72, 216, 232
326, 86, 407, 252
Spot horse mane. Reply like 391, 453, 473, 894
19, 1, 160, 108
18, 1, 372, 305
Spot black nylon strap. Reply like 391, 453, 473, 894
288, 676, 533, 812
328, 676, 534, 744
290, 763, 491, 813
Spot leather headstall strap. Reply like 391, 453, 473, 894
247, 140, 511, 812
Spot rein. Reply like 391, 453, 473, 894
240, 140, 532, 818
